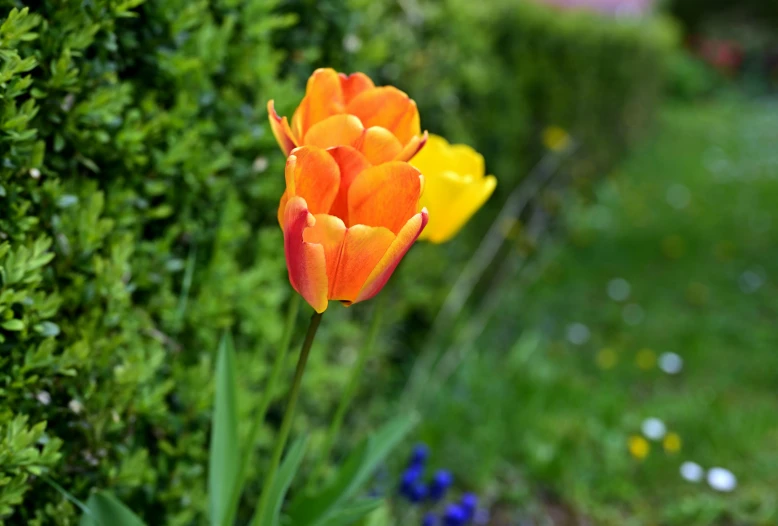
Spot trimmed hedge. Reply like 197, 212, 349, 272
0, 0, 675, 523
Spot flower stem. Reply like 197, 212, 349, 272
222, 294, 301, 526
251, 309, 323, 526
309, 297, 384, 487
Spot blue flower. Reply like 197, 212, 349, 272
461, 493, 478, 520
409, 443, 429, 467
408, 482, 428, 503
422, 513, 437, 526
428, 469, 454, 501
443, 503, 467, 526
399, 467, 421, 496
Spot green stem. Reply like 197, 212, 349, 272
251, 310, 323, 526
222, 294, 301, 526
310, 298, 384, 487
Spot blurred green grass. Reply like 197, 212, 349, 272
415, 99, 778, 525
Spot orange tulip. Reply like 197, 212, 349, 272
280, 145, 428, 313
268, 68, 427, 165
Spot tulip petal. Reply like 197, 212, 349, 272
303, 214, 347, 295
348, 161, 422, 234
346, 87, 421, 145
355, 126, 403, 165
268, 100, 298, 155
327, 146, 372, 223
356, 209, 428, 303
303, 114, 365, 150
419, 174, 497, 244
283, 197, 329, 313
450, 144, 486, 179
283, 146, 341, 222
330, 225, 395, 303
395, 131, 428, 162
291, 68, 346, 138
339, 72, 375, 103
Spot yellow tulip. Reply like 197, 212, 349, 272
410, 135, 497, 244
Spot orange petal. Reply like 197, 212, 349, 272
329, 225, 395, 304
303, 114, 365, 150
268, 100, 298, 155
303, 214, 347, 296
355, 126, 403, 165
348, 161, 422, 233
339, 72, 375, 103
356, 209, 428, 303
346, 86, 421, 145
291, 68, 345, 138
283, 197, 329, 313
327, 146, 372, 223
395, 131, 428, 162
284, 146, 340, 218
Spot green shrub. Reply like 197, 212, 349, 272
0, 0, 674, 523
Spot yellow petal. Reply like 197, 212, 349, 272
419, 174, 496, 244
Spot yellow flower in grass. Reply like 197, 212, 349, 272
628, 435, 650, 460
542, 126, 571, 152
663, 432, 682, 454
410, 135, 497, 243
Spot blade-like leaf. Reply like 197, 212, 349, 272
286, 413, 417, 526
316, 499, 382, 526
252, 437, 309, 526
79, 491, 146, 526
362, 503, 391, 526
209, 331, 239, 526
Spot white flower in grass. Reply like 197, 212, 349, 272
707, 467, 737, 492
607, 278, 631, 302
641, 417, 666, 441
680, 461, 704, 483
659, 352, 683, 374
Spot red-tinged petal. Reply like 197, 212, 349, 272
348, 161, 422, 233
395, 131, 428, 162
291, 68, 345, 138
283, 197, 329, 313
355, 209, 428, 303
303, 114, 365, 150
268, 100, 298, 155
327, 146, 372, 223
303, 214, 347, 295
355, 126, 403, 165
278, 191, 289, 228
284, 146, 340, 220
339, 72, 376, 103
330, 225, 395, 303
346, 86, 421, 145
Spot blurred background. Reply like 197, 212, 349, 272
1, 0, 777, 524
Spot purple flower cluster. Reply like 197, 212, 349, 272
398, 444, 488, 526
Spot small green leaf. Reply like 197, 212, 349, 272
286, 414, 417, 526
2, 319, 25, 331
209, 331, 239, 526
79, 491, 146, 526
316, 499, 382, 526
252, 437, 308, 526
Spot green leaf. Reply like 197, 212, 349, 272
362, 503, 392, 526
252, 437, 308, 526
79, 491, 146, 526
286, 414, 417, 526
316, 499, 382, 526
209, 331, 239, 526
2, 319, 25, 331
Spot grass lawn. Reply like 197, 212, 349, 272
414, 98, 778, 526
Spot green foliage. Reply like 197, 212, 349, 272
209, 333, 238, 526
0, 0, 673, 523
79, 491, 145, 526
